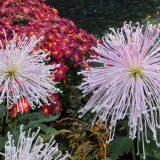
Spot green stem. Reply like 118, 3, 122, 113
132, 140, 136, 160
2, 107, 8, 136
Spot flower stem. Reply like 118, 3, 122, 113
2, 107, 8, 136
132, 140, 136, 160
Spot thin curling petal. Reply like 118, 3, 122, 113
0, 125, 70, 160
0, 30, 60, 110
78, 22, 160, 159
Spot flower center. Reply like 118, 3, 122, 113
5, 67, 17, 77
129, 67, 143, 79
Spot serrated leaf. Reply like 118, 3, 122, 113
19, 112, 59, 124
110, 136, 132, 160
21, 115, 59, 133
37, 115, 59, 123
19, 112, 46, 123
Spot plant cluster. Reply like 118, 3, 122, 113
0, 0, 97, 117
0, 0, 106, 160
1, 0, 160, 160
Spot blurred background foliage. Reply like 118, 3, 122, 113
46, 0, 160, 37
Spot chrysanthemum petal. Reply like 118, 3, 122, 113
79, 22, 160, 159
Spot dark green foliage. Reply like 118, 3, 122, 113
110, 136, 132, 160
145, 140, 160, 160
0, 111, 59, 153
18, 112, 59, 130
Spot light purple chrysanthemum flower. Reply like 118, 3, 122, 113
0, 125, 69, 160
78, 22, 160, 158
0, 30, 59, 110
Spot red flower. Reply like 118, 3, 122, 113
17, 98, 30, 113
51, 102, 62, 114
11, 105, 17, 117
10, 97, 30, 117
54, 64, 69, 81
50, 93, 59, 102
41, 104, 52, 116
41, 101, 62, 116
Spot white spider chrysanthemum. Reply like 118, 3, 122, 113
0, 126, 69, 160
0, 30, 59, 110
78, 22, 160, 158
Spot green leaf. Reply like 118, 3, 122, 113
22, 116, 59, 130
19, 112, 46, 123
37, 115, 59, 123
145, 139, 160, 160
110, 136, 132, 160
19, 112, 59, 125
43, 128, 58, 142
0, 136, 6, 151
18, 112, 59, 133
24, 123, 49, 132
46, 127, 57, 135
